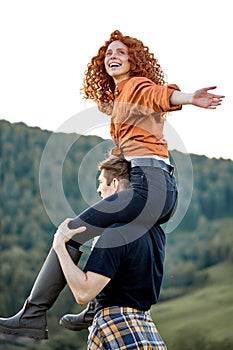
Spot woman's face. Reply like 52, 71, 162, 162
104, 40, 130, 84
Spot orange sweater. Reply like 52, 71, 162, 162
110, 77, 182, 158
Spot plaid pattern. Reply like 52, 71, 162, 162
87, 306, 167, 350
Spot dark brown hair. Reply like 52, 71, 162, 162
98, 156, 130, 186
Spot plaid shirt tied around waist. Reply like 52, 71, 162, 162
87, 306, 167, 350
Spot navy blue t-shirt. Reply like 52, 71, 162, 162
83, 224, 165, 311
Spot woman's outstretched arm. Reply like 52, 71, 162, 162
170, 86, 225, 109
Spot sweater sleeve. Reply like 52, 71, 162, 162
127, 77, 182, 114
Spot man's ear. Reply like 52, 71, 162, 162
112, 178, 120, 193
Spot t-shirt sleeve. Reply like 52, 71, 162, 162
83, 243, 126, 279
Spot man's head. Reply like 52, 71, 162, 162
97, 156, 130, 199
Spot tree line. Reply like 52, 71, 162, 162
0, 119, 233, 350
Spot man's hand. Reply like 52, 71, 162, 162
191, 86, 225, 109
53, 218, 86, 252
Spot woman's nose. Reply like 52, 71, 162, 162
110, 51, 117, 59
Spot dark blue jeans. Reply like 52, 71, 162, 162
69, 166, 178, 247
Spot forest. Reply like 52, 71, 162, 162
0, 119, 233, 349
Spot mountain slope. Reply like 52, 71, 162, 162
153, 261, 233, 350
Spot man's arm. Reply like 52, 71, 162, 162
53, 219, 110, 304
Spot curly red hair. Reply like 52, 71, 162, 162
82, 30, 166, 115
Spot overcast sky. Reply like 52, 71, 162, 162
0, 0, 232, 160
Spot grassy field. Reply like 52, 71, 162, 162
1, 261, 232, 349
151, 261, 233, 349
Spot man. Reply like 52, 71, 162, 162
59, 156, 131, 331
0, 156, 167, 348
53, 157, 168, 349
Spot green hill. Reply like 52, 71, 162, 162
0, 119, 233, 349
153, 261, 233, 350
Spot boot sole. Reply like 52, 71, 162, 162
60, 318, 92, 331
0, 325, 48, 340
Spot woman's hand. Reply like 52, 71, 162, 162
191, 86, 225, 109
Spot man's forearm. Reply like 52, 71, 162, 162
54, 243, 110, 304
53, 220, 110, 304
55, 245, 89, 304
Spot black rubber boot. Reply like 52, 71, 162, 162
59, 299, 96, 331
0, 244, 82, 340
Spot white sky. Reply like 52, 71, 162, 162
0, 0, 232, 160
